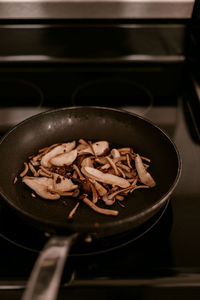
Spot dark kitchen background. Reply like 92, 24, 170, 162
0, 0, 200, 299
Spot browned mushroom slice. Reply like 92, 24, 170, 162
116, 195, 124, 201
83, 197, 119, 216
108, 187, 132, 200
78, 139, 88, 145
100, 163, 111, 170
52, 173, 78, 192
87, 141, 97, 157
31, 143, 60, 166
140, 155, 151, 163
29, 162, 39, 177
111, 148, 120, 159
132, 184, 150, 191
89, 179, 107, 196
95, 157, 108, 165
68, 202, 80, 219
89, 182, 98, 203
117, 167, 126, 178
41, 141, 76, 168
39, 143, 60, 154
135, 154, 156, 187
50, 149, 77, 167
76, 144, 88, 151
31, 153, 43, 166
73, 164, 85, 181
78, 141, 109, 156
22, 176, 60, 200
102, 193, 116, 206
81, 166, 130, 188
20, 162, 29, 177
81, 157, 94, 168
126, 154, 132, 168
118, 147, 133, 154
106, 156, 119, 175
116, 162, 131, 172
39, 166, 53, 177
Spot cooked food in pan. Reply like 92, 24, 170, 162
15, 139, 156, 218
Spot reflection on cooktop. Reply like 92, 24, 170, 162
0, 98, 200, 300
0, 198, 171, 257
0, 199, 173, 285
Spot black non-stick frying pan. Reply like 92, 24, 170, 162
0, 106, 181, 299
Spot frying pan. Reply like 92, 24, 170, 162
0, 106, 181, 299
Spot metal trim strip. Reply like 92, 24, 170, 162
0, 0, 195, 19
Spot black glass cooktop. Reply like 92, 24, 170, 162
0, 98, 200, 300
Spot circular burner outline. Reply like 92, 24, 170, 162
71, 78, 154, 117
0, 78, 44, 107
0, 200, 170, 257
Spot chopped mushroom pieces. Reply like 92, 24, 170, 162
17, 139, 156, 218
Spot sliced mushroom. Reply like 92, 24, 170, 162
68, 202, 80, 219
89, 182, 98, 203
95, 157, 108, 165
115, 195, 124, 201
140, 155, 151, 163
22, 176, 60, 200
108, 187, 132, 200
78, 141, 109, 156
100, 163, 111, 170
126, 153, 132, 168
106, 156, 119, 175
39, 166, 53, 177
73, 164, 85, 181
29, 162, 39, 177
81, 166, 130, 188
118, 147, 133, 153
76, 144, 88, 151
39, 143, 60, 154
50, 149, 77, 167
117, 166, 126, 178
78, 139, 88, 145
20, 138, 156, 218
31, 143, 60, 166
81, 157, 94, 168
135, 154, 156, 187
102, 193, 115, 206
52, 173, 78, 193
83, 197, 119, 216
116, 162, 131, 172
41, 141, 76, 168
89, 179, 107, 196
20, 162, 29, 177
111, 148, 120, 159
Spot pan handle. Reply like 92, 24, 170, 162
22, 234, 78, 300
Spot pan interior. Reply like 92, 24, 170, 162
0, 107, 180, 238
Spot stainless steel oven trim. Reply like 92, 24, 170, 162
0, 55, 186, 63
0, 0, 195, 19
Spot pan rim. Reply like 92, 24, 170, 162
0, 105, 182, 234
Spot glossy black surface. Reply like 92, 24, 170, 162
0, 97, 200, 299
